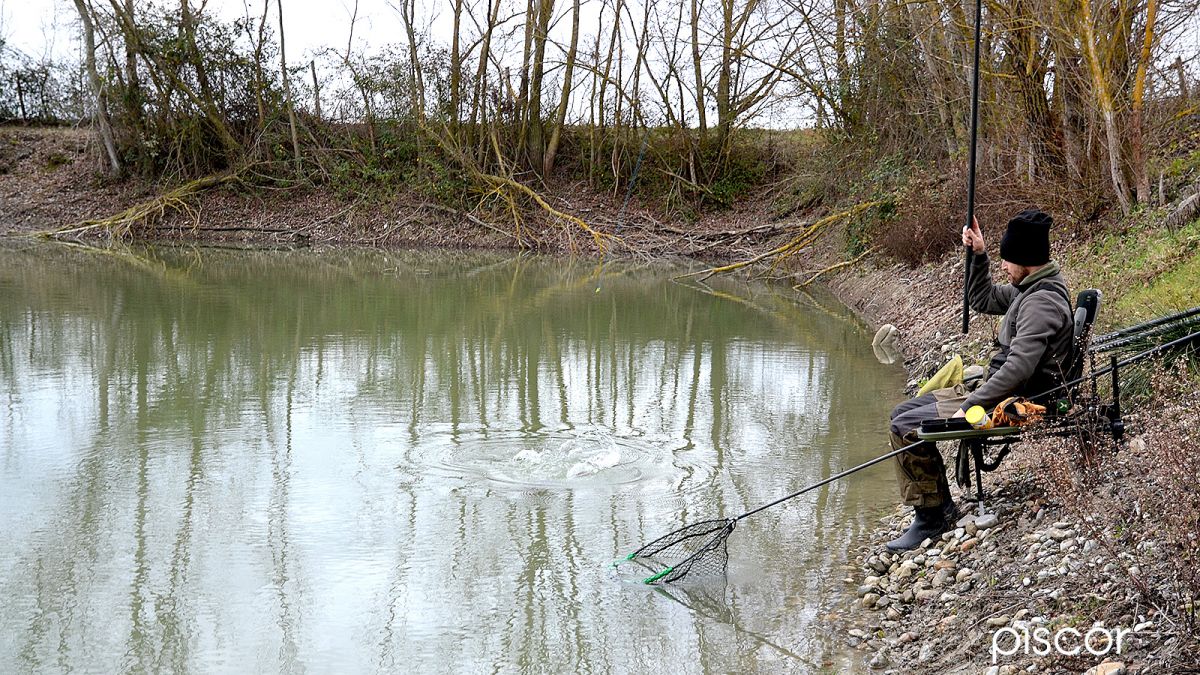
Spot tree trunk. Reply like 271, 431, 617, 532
450, 0, 463, 126
123, 0, 143, 130
525, 0, 554, 172
276, 0, 302, 170
106, 0, 242, 157
543, 0, 580, 176
690, 0, 707, 135
398, 0, 425, 121
715, 0, 734, 147
311, 61, 322, 120
253, 0, 269, 131
1079, 0, 1132, 213
1130, 0, 1158, 204
73, 0, 122, 174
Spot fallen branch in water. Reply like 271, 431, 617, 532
42, 171, 241, 240
477, 172, 619, 252
793, 246, 878, 288
674, 200, 882, 281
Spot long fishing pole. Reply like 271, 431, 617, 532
1091, 315, 1200, 353
1090, 305, 1200, 348
737, 440, 921, 521
1040, 326, 1200, 401
962, 0, 984, 334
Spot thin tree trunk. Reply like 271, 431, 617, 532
1079, 0, 1132, 213
277, 0, 302, 170
543, 0, 580, 175
253, 0, 269, 130
123, 0, 142, 130
1172, 56, 1190, 98
525, 0, 554, 172
1130, 0, 1158, 203
690, 0, 707, 135
311, 61, 321, 120
397, 0, 425, 121
73, 0, 121, 174
181, 0, 216, 108
450, 0, 463, 127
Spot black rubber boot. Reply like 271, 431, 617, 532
886, 505, 950, 551
939, 480, 959, 525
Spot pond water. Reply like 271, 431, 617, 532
0, 241, 906, 673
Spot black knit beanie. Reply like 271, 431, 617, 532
999, 209, 1052, 266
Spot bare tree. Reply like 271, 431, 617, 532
73, 0, 121, 174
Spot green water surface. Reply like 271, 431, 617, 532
0, 241, 905, 673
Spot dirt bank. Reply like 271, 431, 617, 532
0, 127, 800, 263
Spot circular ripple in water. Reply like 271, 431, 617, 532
394, 426, 709, 492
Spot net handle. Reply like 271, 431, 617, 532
736, 440, 919, 521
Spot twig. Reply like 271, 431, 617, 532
675, 200, 882, 281
794, 246, 878, 288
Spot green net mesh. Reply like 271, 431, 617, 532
621, 518, 736, 584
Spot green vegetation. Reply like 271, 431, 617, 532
1074, 216, 1200, 326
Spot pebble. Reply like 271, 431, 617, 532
956, 568, 974, 582
894, 561, 919, 579
898, 631, 917, 644
986, 615, 1011, 627
1082, 663, 1125, 675
960, 537, 979, 552
1045, 527, 1069, 540
862, 593, 881, 609
868, 651, 889, 670
975, 513, 999, 529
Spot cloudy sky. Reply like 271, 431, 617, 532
2, 0, 462, 65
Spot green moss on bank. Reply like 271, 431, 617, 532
1071, 215, 1200, 328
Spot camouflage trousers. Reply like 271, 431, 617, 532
888, 387, 969, 508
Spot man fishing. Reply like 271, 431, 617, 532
884, 209, 1075, 551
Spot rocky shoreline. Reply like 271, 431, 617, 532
839, 429, 1196, 674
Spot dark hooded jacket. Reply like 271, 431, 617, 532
962, 254, 1074, 411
